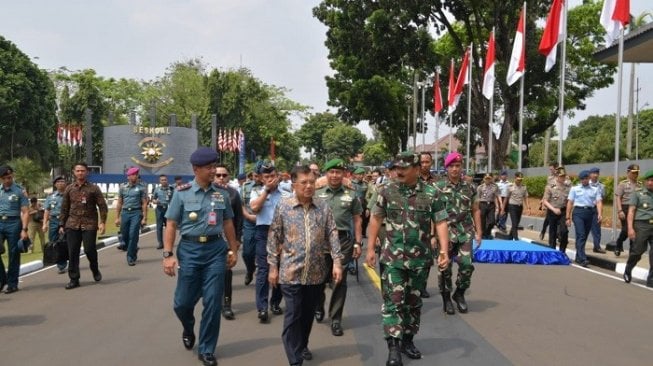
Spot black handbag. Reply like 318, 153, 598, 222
43, 242, 58, 265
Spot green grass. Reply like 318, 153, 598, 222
1, 209, 156, 264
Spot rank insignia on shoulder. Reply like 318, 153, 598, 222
177, 183, 192, 191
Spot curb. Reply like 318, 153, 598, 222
494, 229, 648, 282
18, 225, 155, 277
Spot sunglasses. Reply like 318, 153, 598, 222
215, 174, 229, 178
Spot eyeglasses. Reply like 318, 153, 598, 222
215, 174, 229, 178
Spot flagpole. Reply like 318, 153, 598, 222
557, 0, 567, 167
518, 2, 526, 171
449, 115, 453, 152
435, 71, 440, 172
466, 43, 473, 173
612, 28, 625, 241
488, 94, 494, 173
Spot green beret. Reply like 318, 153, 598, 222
323, 158, 345, 171
353, 167, 366, 174
643, 169, 653, 180
394, 151, 419, 168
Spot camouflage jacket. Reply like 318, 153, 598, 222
435, 178, 478, 244
372, 180, 447, 269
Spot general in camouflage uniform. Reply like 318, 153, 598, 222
436, 152, 482, 315
542, 167, 571, 252
624, 169, 653, 287
366, 152, 449, 366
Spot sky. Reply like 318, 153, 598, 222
1, 0, 651, 145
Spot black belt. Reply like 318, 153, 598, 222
0, 215, 19, 220
635, 219, 653, 224
574, 206, 595, 209
181, 234, 223, 243
123, 207, 141, 211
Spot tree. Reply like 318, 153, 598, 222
206, 68, 305, 167
0, 36, 58, 168
315, 0, 617, 167
294, 112, 340, 162
9, 157, 49, 195
322, 124, 367, 161
362, 140, 392, 166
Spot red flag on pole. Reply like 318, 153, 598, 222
449, 48, 470, 113
507, 5, 526, 86
434, 72, 442, 114
538, 0, 565, 72
600, 0, 630, 46
482, 30, 496, 100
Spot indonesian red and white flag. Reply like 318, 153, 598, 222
507, 6, 526, 85
482, 31, 496, 99
447, 59, 456, 114
434, 72, 443, 115
449, 48, 470, 113
600, 0, 630, 46
77, 127, 83, 147
538, 0, 565, 72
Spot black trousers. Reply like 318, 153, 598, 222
507, 204, 523, 240
479, 202, 496, 238
281, 284, 321, 365
615, 205, 630, 251
625, 221, 653, 285
66, 229, 99, 281
546, 208, 568, 251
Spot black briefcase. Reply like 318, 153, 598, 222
43, 242, 58, 265
54, 237, 69, 262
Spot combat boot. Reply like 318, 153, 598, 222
401, 334, 422, 359
222, 297, 235, 320
441, 291, 455, 315
385, 337, 403, 366
452, 288, 468, 313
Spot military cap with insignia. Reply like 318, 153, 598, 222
627, 164, 640, 172
0, 165, 13, 177
323, 158, 346, 171
589, 167, 600, 174
643, 169, 653, 180
515, 172, 524, 180
484, 173, 493, 180
52, 175, 66, 184
190, 147, 218, 166
393, 151, 419, 168
556, 166, 566, 176
257, 160, 276, 174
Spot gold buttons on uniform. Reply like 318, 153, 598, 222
189, 212, 198, 221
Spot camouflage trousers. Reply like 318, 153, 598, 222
381, 265, 428, 339
438, 240, 475, 292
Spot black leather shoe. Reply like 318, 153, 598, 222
623, 271, 632, 283
4, 286, 19, 294
0, 278, 6, 293
244, 271, 253, 286
182, 332, 195, 350
441, 292, 455, 315
401, 335, 422, 359
198, 353, 217, 366
331, 322, 343, 336
271, 304, 283, 315
65, 281, 80, 290
222, 305, 235, 320
258, 310, 269, 323
419, 289, 430, 298
452, 288, 468, 313
117, 245, 126, 251
314, 309, 324, 323
386, 338, 403, 366
93, 271, 102, 282
301, 348, 313, 360
127, 259, 136, 266
593, 248, 606, 254
615, 249, 621, 257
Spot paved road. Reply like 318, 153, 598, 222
1, 232, 652, 366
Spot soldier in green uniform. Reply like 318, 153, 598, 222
366, 152, 450, 366
352, 167, 368, 241
436, 152, 482, 315
624, 169, 653, 287
314, 159, 363, 336
614, 164, 641, 256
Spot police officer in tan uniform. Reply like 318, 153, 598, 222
477, 174, 502, 239
542, 167, 571, 252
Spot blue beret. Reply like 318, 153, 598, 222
579, 170, 590, 179
190, 147, 218, 166
0, 165, 13, 177
589, 167, 600, 174
237, 173, 246, 180
500, 170, 508, 175
52, 175, 66, 184
323, 158, 345, 171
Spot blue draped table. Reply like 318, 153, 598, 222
473, 239, 570, 265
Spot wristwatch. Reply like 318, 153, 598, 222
162, 251, 174, 258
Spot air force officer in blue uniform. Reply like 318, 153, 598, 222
162, 147, 240, 366
0, 165, 29, 294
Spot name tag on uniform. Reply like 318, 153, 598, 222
208, 211, 217, 225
